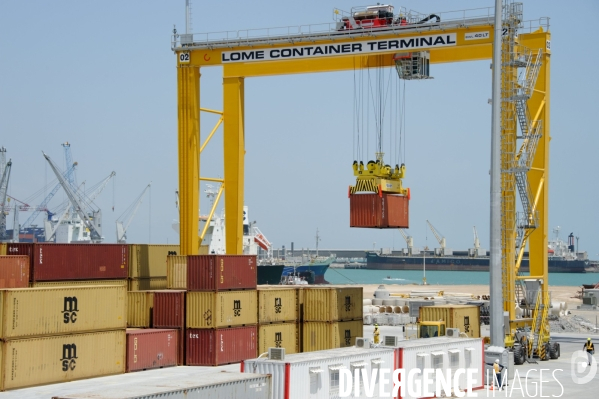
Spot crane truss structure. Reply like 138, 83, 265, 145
172, 4, 551, 346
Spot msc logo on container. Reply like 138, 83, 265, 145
61, 344, 78, 371
344, 296, 352, 312
464, 316, 470, 333
275, 332, 283, 348
344, 329, 352, 346
274, 297, 282, 314
61, 296, 79, 324
233, 300, 242, 317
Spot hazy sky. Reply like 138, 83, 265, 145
1, 1, 597, 257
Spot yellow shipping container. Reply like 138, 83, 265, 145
31, 280, 127, 288
186, 290, 257, 328
0, 285, 126, 339
258, 288, 298, 324
419, 304, 481, 338
0, 243, 6, 256
303, 287, 363, 322
128, 277, 167, 291
0, 330, 125, 391
129, 244, 180, 278
302, 320, 363, 352
258, 323, 299, 354
199, 245, 210, 255
166, 255, 187, 289
127, 291, 154, 328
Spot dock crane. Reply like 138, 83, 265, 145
43, 152, 110, 243
0, 157, 12, 242
173, 1, 555, 358
399, 229, 414, 255
469, 226, 486, 257
426, 220, 450, 256
116, 184, 151, 243
22, 162, 78, 229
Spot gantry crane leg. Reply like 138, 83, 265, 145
223, 76, 245, 255
177, 66, 200, 255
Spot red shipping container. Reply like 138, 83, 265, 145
187, 255, 257, 291
126, 329, 179, 372
0, 255, 29, 288
186, 326, 257, 366
152, 290, 186, 328
5, 243, 128, 281
349, 193, 409, 228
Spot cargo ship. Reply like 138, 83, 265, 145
280, 255, 335, 284
366, 232, 589, 273
366, 251, 588, 273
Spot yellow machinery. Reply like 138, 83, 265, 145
418, 321, 446, 339
173, 3, 551, 354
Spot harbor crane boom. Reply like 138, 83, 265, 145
426, 220, 445, 249
116, 183, 151, 243
22, 162, 77, 228
43, 152, 104, 243
0, 158, 12, 241
399, 229, 413, 250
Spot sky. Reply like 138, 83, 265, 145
0, 1, 598, 257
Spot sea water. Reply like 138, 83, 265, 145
325, 268, 597, 286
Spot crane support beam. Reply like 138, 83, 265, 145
177, 66, 200, 255
223, 76, 245, 254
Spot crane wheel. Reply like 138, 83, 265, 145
549, 342, 559, 359
513, 345, 525, 365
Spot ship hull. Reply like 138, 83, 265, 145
257, 264, 285, 285
282, 264, 330, 284
366, 252, 588, 273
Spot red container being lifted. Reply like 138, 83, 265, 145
126, 329, 179, 372
186, 326, 257, 366
5, 243, 128, 281
152, 290, 186, 328
349, 193, 409, 228
0, 255, 29, 288
187, 255, 257, 291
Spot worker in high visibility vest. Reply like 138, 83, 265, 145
485, 359, 505, 390
373, 324, 380, 344
584, 338, 595, 366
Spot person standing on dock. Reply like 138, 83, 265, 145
584, 338, 595, 365
373, 324, 380, 344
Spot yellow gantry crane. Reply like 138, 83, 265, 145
172, 2, 551, 353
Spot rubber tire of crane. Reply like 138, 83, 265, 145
549, 343, 558, 359
541, 343, 551, 361
550, 342, 559, 359
514, 345, 524, 365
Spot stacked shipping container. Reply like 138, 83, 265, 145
0, 255, 29, 288
128, 244, 180, 290
0, 285, 127, 390
257, 287, 300, 355
180, 255, 259, 366
302, 287, 364, 352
